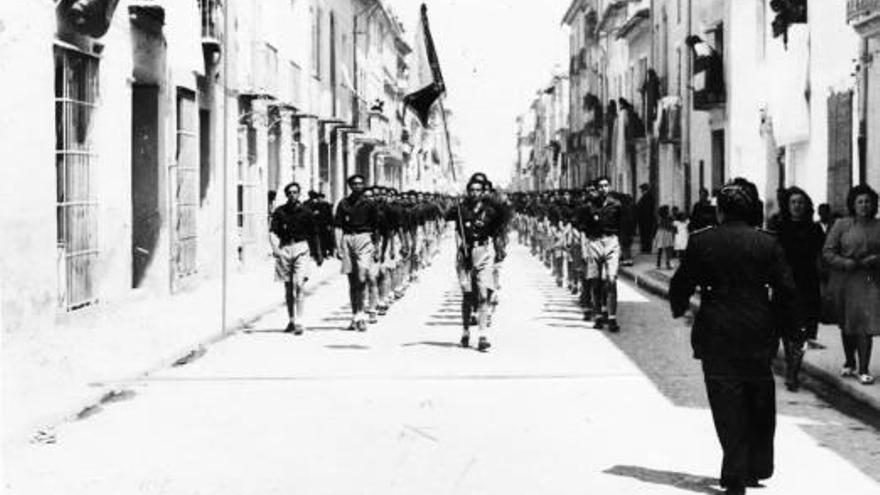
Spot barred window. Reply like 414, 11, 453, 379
55, 45, 100, 311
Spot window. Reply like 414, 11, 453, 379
55, 45, 100, 311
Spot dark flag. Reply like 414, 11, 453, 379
404, 4, 446, 128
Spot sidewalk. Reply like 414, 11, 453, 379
1, 255, 341, 449
619, 252, 880, 415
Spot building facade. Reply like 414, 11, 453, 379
0, 0, 455, 336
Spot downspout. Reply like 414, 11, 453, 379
686, 0, 693, 203
859, 38, 869, 184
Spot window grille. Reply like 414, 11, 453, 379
55, 45, 99, 311
172, 89, 199, 282
236, 120, 260, 262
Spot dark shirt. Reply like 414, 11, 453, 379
597, 195, 622, 236
334, 194, 378, 234
669, 221, 798, 360
777, 219, 825, 322
270, 201, 317, 246
573, 201, 601, 238
445, 199, 502, 244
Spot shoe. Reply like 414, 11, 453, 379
594, 314, 607, 329
284, 322, 296, 333
357, 320, 367, 332
293, 324, 305, 336
606, 319, 620, 333
724, 486, 745, 495
368, 312, 378, 324
460, 334, 470, 348
858, 374, 875, 385
841, 366, 857, 378
477, 337, 491, 352
784, 380, 799, 392
583, 310, 594, 322
347, 320, 358, 331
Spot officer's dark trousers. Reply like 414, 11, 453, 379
701, 358, 776, 488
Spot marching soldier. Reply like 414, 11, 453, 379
588, 177, 623, 332
446, 175, 505, 352
334, 174, 379, 332
670, 179, 798, 495
305, 191, 335, 258
269, 182, 323, 335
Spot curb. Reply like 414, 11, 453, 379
619, 266, 880, 417
22, 263, 343, 447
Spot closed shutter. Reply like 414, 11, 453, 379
827, 91, 853, 216
172, 89, 199, 285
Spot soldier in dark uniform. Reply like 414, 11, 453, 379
588, 177, 623, 332
446, 175, 504, 352
334, 174, 379, 331
305, 191, 335, 258
669, 179, 798, 495
269, 182, 323, 335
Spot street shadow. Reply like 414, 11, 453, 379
603, 465, 722, 494
401, 341, 461, 349
424, 321, 462, 327
325, 344, 370, 350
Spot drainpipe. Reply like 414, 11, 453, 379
859, 38, 869, 184
686, 0, 693, 203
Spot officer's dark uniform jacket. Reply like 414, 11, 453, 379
670, 221, 799, 360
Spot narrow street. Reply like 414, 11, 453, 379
5, 238, 880, 495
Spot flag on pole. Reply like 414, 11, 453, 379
404, 4, 446, 128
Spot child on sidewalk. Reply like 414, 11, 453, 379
673, 210, 690, 261
653, 205, 675, 270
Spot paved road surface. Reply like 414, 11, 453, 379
5, 240, 879, 494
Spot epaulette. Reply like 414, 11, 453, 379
690, 226, 715, 237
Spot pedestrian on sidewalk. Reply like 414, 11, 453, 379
775, 186, 825, 391
653, 205, 675, 270
636, 183, 656, 254
673, 209, 689, 260
269, 182, 323, 335
690, 187, 718, 232
334, 174, 379, 332
822, 184, 880, 386
670, 178, 799, 495
446, 175, 504, 352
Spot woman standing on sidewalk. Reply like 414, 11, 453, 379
653, 205, 675, 270
823, 184, 880, 385
775, 186, 825, 391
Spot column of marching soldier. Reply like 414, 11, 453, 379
267, 172, 516, 352
510, 177, 624, 333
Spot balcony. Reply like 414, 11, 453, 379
847, 0, 880, 36
199, 0, 223, 51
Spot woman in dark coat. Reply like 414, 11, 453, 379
775, 187, 825, 391
822, 184, 880, 385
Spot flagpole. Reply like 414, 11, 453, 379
437, 96, 456, 184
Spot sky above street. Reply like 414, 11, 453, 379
387, 0, 571, 187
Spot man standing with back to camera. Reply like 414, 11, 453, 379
670, 179, 798, 495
